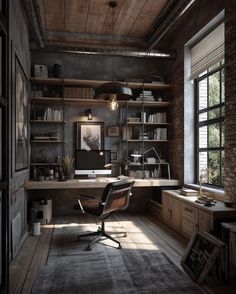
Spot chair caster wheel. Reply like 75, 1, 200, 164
85, 246, 92, 251
118, 244, 122, 249
124, 233, 127, 237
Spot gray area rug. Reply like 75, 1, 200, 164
32, 221, 202, 294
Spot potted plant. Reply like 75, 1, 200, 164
62, 155, 74, 179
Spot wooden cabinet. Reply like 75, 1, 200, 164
181, 202, 196, 239
161, 190, 236, 240
197, 209, 211, 233
172, 197, 182, 232
162, 193, 172, 226
162, 192, 182, 231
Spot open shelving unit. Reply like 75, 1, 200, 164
29, 77, 172, 180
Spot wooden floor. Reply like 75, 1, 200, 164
9, 213, 236, 294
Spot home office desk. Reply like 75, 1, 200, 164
25, 178, 179, 190
25, 178, 179, 215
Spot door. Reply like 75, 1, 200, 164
171, 198, 182, 232
162, 193, 172, 226
0, 0, 9, 292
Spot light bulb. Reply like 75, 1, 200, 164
109, 95, 118, 111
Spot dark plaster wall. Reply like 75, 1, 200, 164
8, 0, 31, 259
31, 50, 171, 81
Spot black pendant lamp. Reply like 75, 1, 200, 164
95, 1, 133, 110
95, 82, 133, 100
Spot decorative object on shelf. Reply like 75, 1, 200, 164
34, 64, 48, 78
107, 125, 120, 137
94, 1, 133, 110
130, 150, 142, 165
62, 155, 74, 179
111, 151, 118, 162
75, 121, 104, 150
198, 168, 209, 198
15, 54, 28, 171
143, 147, 161, 163
86, 108, 92, 120
122, 126, 132, 140
53, 64, 62, 78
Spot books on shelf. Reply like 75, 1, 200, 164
148, 112, 166, 123
153, 128, 167, 140
64, 87, 94, 99
180, 188, 199, 196
43, 107, 63, 121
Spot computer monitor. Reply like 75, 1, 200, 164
75, 149, 112, 177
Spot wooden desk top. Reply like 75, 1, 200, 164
25, 178, 179, 190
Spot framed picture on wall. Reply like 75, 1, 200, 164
76, 121, 104, 150
15, 55, 28, 171
107, 125, 120, 137
111, 151, 118, 162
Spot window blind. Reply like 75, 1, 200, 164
191, 22, 224, 79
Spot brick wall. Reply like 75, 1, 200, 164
224, 2, 236, 201
165, 1, 236, 200
167, 65, 184, 185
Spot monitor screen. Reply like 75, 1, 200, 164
75, 149, 112, 176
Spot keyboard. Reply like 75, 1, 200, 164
78, 179, 97, 182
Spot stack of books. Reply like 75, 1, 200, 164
136, 90, 155, 101
180, 188, 198, 196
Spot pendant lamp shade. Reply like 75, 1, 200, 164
95, 82, 133, 100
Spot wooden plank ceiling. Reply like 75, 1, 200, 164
37, 0, 169, 49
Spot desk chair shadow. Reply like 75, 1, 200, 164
77, 180, 135, 251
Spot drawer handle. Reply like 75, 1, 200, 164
184, 207, 193, 213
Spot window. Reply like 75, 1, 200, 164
195, 61, 224, 187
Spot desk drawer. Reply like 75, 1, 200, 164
182, 203, 195, 219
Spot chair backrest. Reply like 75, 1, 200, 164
98, 180, 135, 219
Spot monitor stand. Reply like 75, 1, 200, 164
87, 174, 97, 178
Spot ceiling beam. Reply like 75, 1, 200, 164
145, 0, 196, 50
44, 30, 145, 47
22, 0, 44, 48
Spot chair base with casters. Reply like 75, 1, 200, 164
76, 179, 135, 251
77, 218, 127, 251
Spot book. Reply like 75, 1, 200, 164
180, 188, 198, 196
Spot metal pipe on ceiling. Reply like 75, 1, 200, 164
147, 0, 196, 51
33, 47, 176, 60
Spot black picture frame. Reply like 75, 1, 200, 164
181, 232, 225, 283
111, 151, 118, 162
75, 121, 104, 150
107, 125, 120, 137
15, 55, 28, 171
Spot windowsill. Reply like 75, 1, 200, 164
184, 183, 226, 202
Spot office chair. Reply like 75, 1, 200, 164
77, 179, 135, 251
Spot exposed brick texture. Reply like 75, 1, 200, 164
167, 66, 184, 185
224, 2, 236, 201
165, 1, 236, 201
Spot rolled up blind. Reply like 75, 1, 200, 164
191, 22, 224, 79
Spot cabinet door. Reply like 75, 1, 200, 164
181, 203, 196, 239
162, 193, 172, 226
171, 198, 182, 232
198, 209, 211, 233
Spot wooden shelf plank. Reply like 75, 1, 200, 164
30, 77, 171, 90
30, 120, 65, 123
124, 139, 169, 142
126, 122, 169, 126
30, 163, 60, 166
31, 140, 65, 143
30, 97, 171, 107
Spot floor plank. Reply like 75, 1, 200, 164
9, 214, 236, 294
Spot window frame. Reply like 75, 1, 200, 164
195, 62, 225, 189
